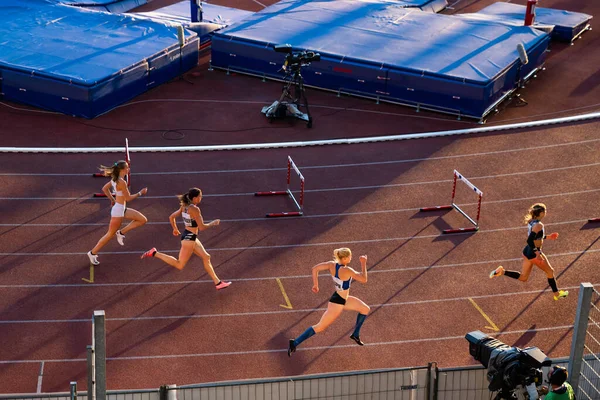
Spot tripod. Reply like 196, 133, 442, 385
262, 65, 313, 128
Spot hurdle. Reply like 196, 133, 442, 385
420, 169, 483, 234
255, 156, 304, 217
588, 218, 600, 223
93, 138, 130, 197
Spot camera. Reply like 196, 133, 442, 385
466, 331, 551, 399
274, 44, 321, 73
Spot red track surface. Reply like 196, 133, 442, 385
1, 0, 599, 394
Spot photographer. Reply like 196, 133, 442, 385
540, 366, 575, 400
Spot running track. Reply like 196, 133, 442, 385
1, 0, 599, 393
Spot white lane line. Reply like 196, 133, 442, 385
0, 324, 575, 364
3, 187, 600, 227
2, 161, 600, 201
0, 217, 594, 257
36, 361, 44, 393
2, 136, 600, 177
0, 284, 593, 324
0, 249, 599, 289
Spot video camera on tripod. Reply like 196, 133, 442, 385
261, 44, 321, 128
466, 331, 552, 399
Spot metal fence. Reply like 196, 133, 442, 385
570, 282, 600, 400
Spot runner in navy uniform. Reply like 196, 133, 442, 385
141, 187, 231, 291
288, 248, 370, 357
490, 203, 568, 301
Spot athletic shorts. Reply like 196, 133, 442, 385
111, 202, 126, 218
181, 230, 198, 242
522, 245, 541, 260
329, 291, 347, 305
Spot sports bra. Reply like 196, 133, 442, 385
527, 220, 545, 241
182, 206, 198, 228
332, 263, 352, 291
111, 180, 124, 196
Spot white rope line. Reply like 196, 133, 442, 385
0, 324, 575, 364
2, 162, 600, 201
0, 217, 594, 257
3, 136, 600, 177
1, 112, 599, 153
3, 187, 600, 227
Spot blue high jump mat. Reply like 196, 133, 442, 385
58, 0, 147, 13
471, 2, 592, 43
211, 0, 550, 120
133, 1, 255, 47
0, 0, 199, 118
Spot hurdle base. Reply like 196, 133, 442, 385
92, 173, 104, 177
266, 212, 303, 218
420, 205, 453, 212
588, 218, 600, 223
443, 227, 479, 234
255, 191, 288, 196
93, 193, 107, 198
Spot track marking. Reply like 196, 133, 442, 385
82, 264, 94, 283
0, 283, 594, 324
0, 216, 596, 257
2, 136, 600, 177
36, 361, 44, 393
468, 298, 499, 332
0, 324, 575, 364
276, 278, 293, 309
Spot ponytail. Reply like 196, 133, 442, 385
98, 160, 127, 182
333, 247, 352, 262
179, 187, 201, 206
523, 203, 546, 224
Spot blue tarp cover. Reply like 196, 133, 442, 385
216, 0, 548, 84
0, 0, 195, 86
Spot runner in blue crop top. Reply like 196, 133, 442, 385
87, 160, 148, 266
141, 187, 232, 291
288, 248, 370, 357
490, 203, 568, 301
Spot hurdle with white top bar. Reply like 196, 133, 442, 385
420, 169, 483, 234
255, 156, 305, 217
93, 138, 130, 198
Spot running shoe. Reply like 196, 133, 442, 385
288, 339, 296, 357
116, 230, 125, 246
489, 266, 505, 278
554, 290, 569, 301
215, 281, 232, 290
140, 248, 157, 259
350, 334, 365, 346
87, 251, 100, 266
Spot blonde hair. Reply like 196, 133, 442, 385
98, 160, 128, 182
333, 247, 352, 263
524, 203, 546, 224
178, 188, 201, 206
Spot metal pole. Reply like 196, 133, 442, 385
450, 171, 458, 203
87, 345, 95, 400
70, 381, 77, 400
568, 282, 593, 392
93, 310, 107, 400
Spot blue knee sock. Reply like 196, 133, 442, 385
353, 313, 367, 337
294, 327, 315, 347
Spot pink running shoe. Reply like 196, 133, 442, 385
141, 248, 157, 259
215, 281, 232, 290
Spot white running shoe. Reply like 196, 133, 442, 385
87, 251, 100, 265
116, 230, 125, 246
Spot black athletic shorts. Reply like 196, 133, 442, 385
523, 245, 541, 260
181, 230, 197, 242
329, 291, 347, 305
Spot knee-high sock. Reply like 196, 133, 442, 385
353, 313, 367, 337
548, 278, 558, 292
504, 270, 521, 280
294, 327, 315, 347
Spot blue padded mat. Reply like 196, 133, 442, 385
474, 2, 592, 42
0, 0, 199, 118
58, 0, 147, 13
211, 0, 550, 119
